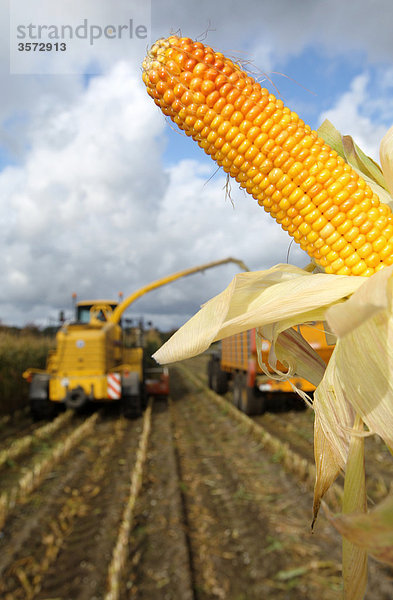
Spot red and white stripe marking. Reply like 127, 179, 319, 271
107, 373, 121, 399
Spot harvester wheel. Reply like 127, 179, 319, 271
122, 394, 142, 419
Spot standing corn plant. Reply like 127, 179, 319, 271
142, 35, 393, 599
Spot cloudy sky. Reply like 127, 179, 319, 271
1, 0, 393, 329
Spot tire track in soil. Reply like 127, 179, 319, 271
0, 415, 142, 600
0, 414, 42, 448
123, 398, 195, 600
169, 367, 393, 600
187, 354, 393, 507
0, 412, 87, 497
253, 411, 393, 506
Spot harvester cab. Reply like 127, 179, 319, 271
76, 301, 119, 324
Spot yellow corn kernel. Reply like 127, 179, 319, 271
300, 204, 316, 217
340, 244, 354, 259
143, 36, 393, 276
306, 230, 319, 244
380, 242, 393, 259
336, 264, 352, 275
372, 236, 388, 253
351, 260, 368, 276
330, 258, 346, 272
320, 244, 332, 257
345, 253, 361, 268
357, 243, 373, 259
319, 223, 336, 239
325, 231, 341, 246
331, 237, 347, 253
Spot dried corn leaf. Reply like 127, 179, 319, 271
326, 266, 393, 453
259, 324, 326, 388
327, 494, 393, 567
380, 124, 393, 198
313, 354, 355, 524
341, 415, 367, 600
153, 264, 363, 365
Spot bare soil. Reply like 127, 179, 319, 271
0, 362, 392, 599
123, 366, 393, 600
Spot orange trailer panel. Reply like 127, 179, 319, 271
221, 322, 334, 391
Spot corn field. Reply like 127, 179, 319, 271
0, 330, 53, 416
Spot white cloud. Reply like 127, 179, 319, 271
0, 55, 309, 328
0, 62, 170, 324
151, 0, 393, 64
1, 0, 393, 329
319, 72, 392, 159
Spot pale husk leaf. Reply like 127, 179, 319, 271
312, 413, 342, 527
341, 414, 368, 600
313, 348, 356, 522
327, 493, 393, 567
259, 324, 327, 388
325, 266, 393, 453
380, 124, 393, 199
153, 264, 364, 365
342, 134, 388, 191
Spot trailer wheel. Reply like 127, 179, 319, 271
234, 372, 265, 415
209, 357, 228, 395
122, 394, 142, 419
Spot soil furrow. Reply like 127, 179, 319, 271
123, 398, 194, 600
0, 416, 142, 599
185, 355, 393, 506
0, 356, 392, 600
171, 366, 393, 600
170, 368, 342, 600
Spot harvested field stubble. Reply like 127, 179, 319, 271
0, 360, 392, 599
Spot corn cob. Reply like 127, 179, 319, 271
142, 36, 393, 276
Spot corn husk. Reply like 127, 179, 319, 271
153, 264, 363, 366
341, 414, 367, 600
325, 265, 393, 453
312, 353, 356, 524
311, 262, 393, 517
151, 115, 393, 597
153, 262, 393, 580
380, 124, 393, 200
327, 493, 393, 566
258, 322, 326, 389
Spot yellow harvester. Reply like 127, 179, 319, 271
23, 258, 247, 419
